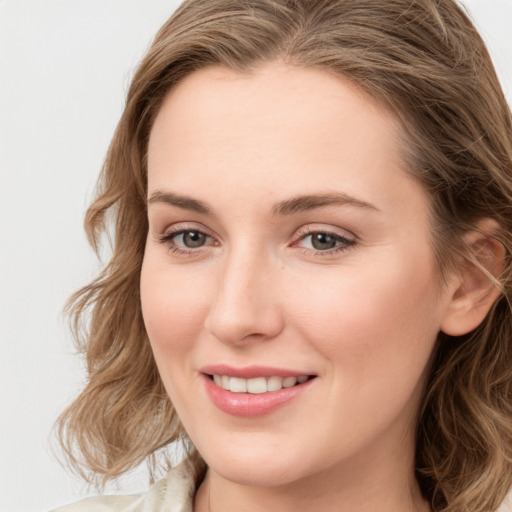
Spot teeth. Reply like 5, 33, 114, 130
267, 376, 283, 392
283, 376, 297, 388
212, 375, 310, 393
229, 377, 247, 393
247, 377, 267, 394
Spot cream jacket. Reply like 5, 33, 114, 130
50, 464, 512, 512
50, 464, 195, 512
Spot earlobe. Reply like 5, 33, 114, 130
440, 220, 505, 337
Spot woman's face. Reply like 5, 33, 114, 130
141, 63, 455, 488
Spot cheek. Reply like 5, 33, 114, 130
140, 252, 208, 361
287, 261, 442, 443
288, 256, 442, 383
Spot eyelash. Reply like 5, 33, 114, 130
158, 224, 216, 256
293, 230, 356, 256
158, 225, 356, 257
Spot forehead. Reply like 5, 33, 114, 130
147, 62, 424, 216
149, 62, 400, 158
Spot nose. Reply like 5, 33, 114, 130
204, 250, 284, 346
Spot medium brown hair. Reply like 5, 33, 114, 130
56, 1, 512, 510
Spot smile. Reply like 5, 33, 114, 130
201, 365, 317, 416
211, 374, 311, 394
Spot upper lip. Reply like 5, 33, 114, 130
200, 364, 315, 379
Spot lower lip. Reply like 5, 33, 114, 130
202, 375, 314, 417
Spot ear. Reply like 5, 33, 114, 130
440, 219, 505, 336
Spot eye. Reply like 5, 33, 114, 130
158, 225, 217, 255
294, 229, 356, 254
173, 230, 209, 248
307, 232, 341, 251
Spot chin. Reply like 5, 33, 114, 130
200, 445, 309, 488
211, 461, 302, 488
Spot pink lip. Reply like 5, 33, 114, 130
201, 371, 315, 417
200, 364, 313, 379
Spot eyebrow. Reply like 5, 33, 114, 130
147, 190, 379, 216
272, 192, 379, 216
148, 190, 212, 215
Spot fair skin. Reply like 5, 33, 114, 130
140, 62, 492, 512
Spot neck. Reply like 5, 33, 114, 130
194, 440, 431, 512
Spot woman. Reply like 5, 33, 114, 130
53, 0, 512, 511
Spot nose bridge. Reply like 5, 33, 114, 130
205, 243, 283, 345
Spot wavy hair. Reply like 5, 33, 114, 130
56, 1, 512, 510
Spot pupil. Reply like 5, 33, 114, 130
312, 233, 336, 250
183, 231, 205, 248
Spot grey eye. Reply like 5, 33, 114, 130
310, 233, 338, 250
177, 230, 208, 248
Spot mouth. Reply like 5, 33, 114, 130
208, 374, 314, 394
200, 365, 317, 416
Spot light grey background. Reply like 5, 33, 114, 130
1, 1, 511, 511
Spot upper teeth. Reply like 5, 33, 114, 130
212, 375, 309, 394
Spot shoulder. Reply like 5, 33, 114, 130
49, 463, 196, 512
50, 494, 140, 512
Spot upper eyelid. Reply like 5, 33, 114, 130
161, 222, 216, 238
156, 221, 357, 245
158, 227, 217, 253
298, 232, 354, 242
294, 223, 356, 240
294, 232, 355, 248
